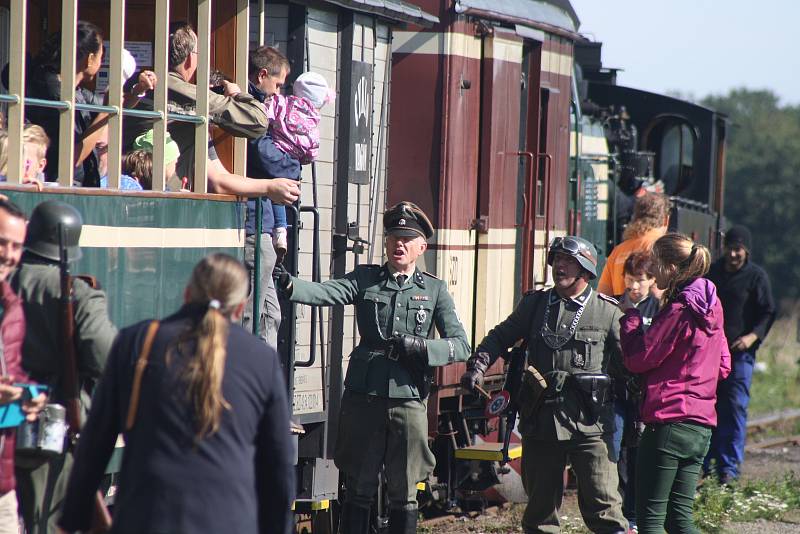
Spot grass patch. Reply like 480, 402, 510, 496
747, 300, 800, 417
694, 473, 800, 533
749, 360, 800, 417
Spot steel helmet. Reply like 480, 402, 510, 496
25, 200, 83, 262
547, 236, 598, 279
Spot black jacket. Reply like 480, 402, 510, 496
707, 258, 776, 349
59, 304, 295, 534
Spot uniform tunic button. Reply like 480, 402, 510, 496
395, 316, 400, 321
397, 303, 402, 308
393, 331, 399, 335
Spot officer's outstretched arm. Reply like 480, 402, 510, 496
288, 270, 361, 307
426, 283, 470, 366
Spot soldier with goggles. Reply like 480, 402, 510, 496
462, 236, 628, 534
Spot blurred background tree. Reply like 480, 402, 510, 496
701, 89, 800, 297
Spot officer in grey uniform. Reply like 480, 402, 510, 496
461, 237, 627, 534
11, 201, 117, 534
275, 201, 470, 534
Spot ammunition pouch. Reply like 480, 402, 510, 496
517, 366, 547, 421
571, 373, 612, 425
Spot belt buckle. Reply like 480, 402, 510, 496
387, 347, 399, 361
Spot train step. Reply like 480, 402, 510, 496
454, 442, 522, 461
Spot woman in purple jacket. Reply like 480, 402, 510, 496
619, 233, 731, 534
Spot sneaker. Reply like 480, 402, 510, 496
273, 227, 288, 262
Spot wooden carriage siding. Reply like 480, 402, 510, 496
389, 14, 575, 373
251, 3, 391, 417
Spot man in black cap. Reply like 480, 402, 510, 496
275, 201, 470, 534
704, 224, 775, 483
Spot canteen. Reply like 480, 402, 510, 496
16, 403, 67, 456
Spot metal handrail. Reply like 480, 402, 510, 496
0, 95, 205, 124
294, 205, 321, 368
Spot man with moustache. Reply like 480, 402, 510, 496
461, 236, 627, 534
704, 225, 775, 484
274, 201, 470, 534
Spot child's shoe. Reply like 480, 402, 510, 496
273, 226, 288, 263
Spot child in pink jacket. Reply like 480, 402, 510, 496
619, 233, 731, 534
266, 71, 334, 256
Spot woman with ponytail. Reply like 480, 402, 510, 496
619, 233, 731, 534
58, 254, 295, 534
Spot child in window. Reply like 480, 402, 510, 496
0, 126, 47, 189
266, 72, 335, 260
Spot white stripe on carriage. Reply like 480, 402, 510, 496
79, 225, 245, 248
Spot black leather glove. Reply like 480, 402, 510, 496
391, 334, 428, 366
460, 351, 491, 392
272, 263, 292, 294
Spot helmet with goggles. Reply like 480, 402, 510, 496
547, 236, 598, 279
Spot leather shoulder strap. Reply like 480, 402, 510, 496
125, 321, 160, 432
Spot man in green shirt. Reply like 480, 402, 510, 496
276, 201, 470, 534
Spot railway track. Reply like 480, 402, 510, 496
746, 408, 800, 434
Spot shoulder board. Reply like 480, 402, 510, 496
421, 271, 440, 279
524, 289, 538, 296
359, 264, 381, 270
597, 293, 619, 305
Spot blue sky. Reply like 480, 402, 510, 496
569, 0, 799, 105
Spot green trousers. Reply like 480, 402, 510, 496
334, 391, 435, 511
521, 434, 627, 534
635, 422, 712, 534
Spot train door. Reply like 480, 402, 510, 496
473, 30, 526, 345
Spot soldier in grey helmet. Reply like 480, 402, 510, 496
461, 236, 627, 534
275, 201, 470, 534
11, 200, 117, 534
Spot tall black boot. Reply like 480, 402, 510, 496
339, 503, 371, 534
388, 509, 417, 534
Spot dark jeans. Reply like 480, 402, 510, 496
636, 422, 711, 534
612, 397, 639, 526
704, 350, 755, 480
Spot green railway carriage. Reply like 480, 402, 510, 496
0, 187, 245, 326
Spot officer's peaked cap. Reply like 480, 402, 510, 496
383, 201, 434, 240
25, 200, 83, 263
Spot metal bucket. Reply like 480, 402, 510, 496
16, 403, 67, 456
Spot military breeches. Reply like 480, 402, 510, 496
521, 434, 626, 534
16, 451, 73, 534
334, 391, 435, 511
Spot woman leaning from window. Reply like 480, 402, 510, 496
26, 21, 156, 186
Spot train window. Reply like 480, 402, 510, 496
0, 1, 233, 193
646, 119, 696, 196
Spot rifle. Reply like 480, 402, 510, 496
58, 224, 112, 533
499, 344, 527, 464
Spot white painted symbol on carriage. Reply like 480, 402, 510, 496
355, 143, 368, 171
354, 76, 369, 123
